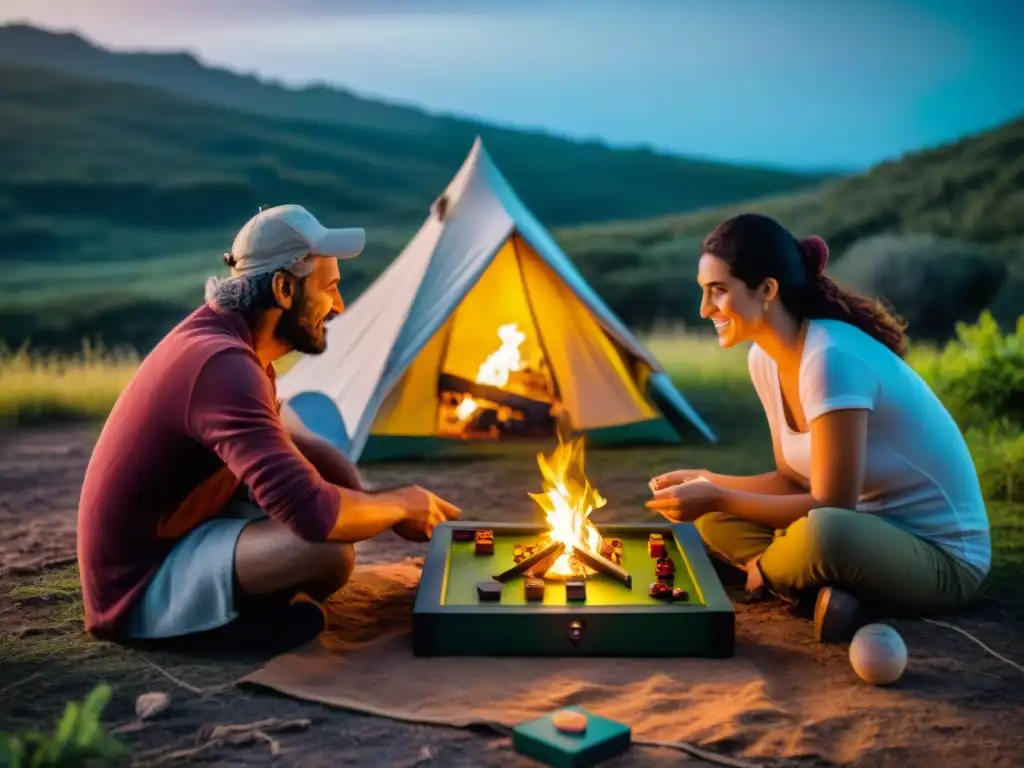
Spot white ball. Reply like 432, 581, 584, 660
849, 623, 908, 685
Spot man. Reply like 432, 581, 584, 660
77, 204, 460, 648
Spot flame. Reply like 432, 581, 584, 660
476, 323, 526, 386
528, 435, 605, 577
456, 323, 527, 422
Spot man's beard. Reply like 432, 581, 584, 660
275, 289, 328, 355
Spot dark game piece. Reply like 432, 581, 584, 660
648, 582, 672, 599
453, 528, 475, 542
477, 580, 503, 601
566, 579, 587, 602
475, 529, 494, 555
647, 533, 665, 558
525, 578, 546, 602
672, 588, 689, 601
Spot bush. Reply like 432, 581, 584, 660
834, 233, 1006, 342
913, 311, 1024, 431
0, 684, 125, 767
912, 311, 1024, 501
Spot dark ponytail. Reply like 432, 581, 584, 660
702, 214, 908, 357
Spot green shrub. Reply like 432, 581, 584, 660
913, 310, 1024, 431
0, 685, 125, 767
833, 234, 1006, 342
963, 425, 1024, 502
911, 311, 1024, 500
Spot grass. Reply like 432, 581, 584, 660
0, 342, 138, 427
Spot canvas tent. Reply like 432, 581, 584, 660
276, 138, 716, 462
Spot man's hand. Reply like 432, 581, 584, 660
645, 477, 720, 522
649, 468, 708, 493
390, 486, 461, 542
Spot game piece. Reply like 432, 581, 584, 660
647, 533, 665, 558
512, 706, 631, 768
476, 580, 503, 601
648, 582, 672, 599
654, 555, 675, 582
609, 551, 622, 566
671, 587, 689, 601
566, 579, 587, 602
552, 708, 588, 734
453, 528, 475, 542
525, 578, 546, 602
475, 529, 494, 555
608, 539, 624, 551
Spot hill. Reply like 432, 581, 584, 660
559, 114, 1024, 338
3, 111, 1021, 352
0, 22, 823, 232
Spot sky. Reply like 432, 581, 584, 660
2, 0, 1022, 171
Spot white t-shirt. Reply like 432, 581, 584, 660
748, 318, 991, 582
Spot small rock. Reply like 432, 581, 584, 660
135, 691, 171, 720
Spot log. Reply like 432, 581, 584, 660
438, 374, 554, 422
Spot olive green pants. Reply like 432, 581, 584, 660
694, 507, 981, 614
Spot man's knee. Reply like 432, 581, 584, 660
235, 521, 356, 598
307, 541, 356, 593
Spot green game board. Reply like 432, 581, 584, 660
412, 521, 735, 657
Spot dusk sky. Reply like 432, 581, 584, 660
2, 0, 1022, 170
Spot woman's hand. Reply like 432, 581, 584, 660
648, 468, 708, 493
645, 477, 721, 522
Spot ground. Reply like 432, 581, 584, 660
2, 376, 1023, 765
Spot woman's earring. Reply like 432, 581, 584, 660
762, 301, 769, 313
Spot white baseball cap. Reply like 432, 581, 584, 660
225, 204, 365, 276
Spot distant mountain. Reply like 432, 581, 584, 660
0, 22, 824, 230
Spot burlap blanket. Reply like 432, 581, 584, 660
238, 560, 990, 767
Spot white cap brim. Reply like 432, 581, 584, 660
313, 227, 366, 260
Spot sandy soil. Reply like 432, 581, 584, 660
1, 426, 1023, 767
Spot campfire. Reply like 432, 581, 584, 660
493, 436, 633, 588
438, 322, 558, 439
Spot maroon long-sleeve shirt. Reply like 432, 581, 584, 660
77, 304, 342, 636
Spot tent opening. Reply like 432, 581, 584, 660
435, 237, 562, 441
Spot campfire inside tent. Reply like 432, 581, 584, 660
437, 321, 561, 440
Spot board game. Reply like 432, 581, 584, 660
412, 520, 735, 658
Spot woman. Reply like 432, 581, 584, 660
647, 213, 990, 643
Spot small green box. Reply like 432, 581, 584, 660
512, 707, 631, 767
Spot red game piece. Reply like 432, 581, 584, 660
655, 555, 675, 582
475, 529, 494, 555
671, 588, 689, 601
648, 582, 672, 599
648, 533, 665, 558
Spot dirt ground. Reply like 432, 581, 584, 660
2, 426, 1023, 767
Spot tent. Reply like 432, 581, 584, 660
276, 138, 716, 462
